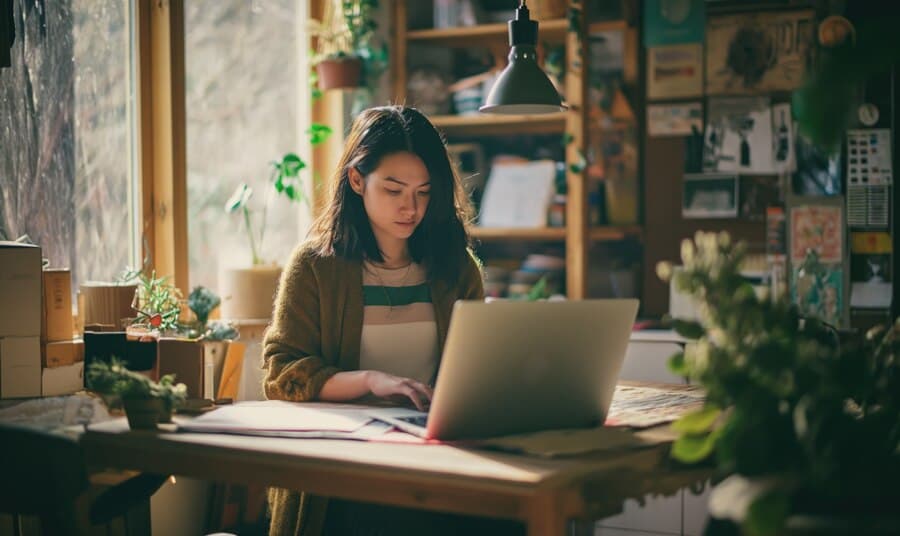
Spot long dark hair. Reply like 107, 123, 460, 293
308, 105, 474, 285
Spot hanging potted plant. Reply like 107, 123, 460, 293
87, 357, 188, 430
310, 0, 385, 92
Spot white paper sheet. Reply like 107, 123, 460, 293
178, 400, 373, 433
479, 160, 557, 228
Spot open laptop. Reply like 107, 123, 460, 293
367, 299, 639, 440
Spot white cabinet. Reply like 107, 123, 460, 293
620, 330, 687, 384
595, 492, 683, 535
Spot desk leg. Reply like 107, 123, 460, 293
527, 494, 569, 536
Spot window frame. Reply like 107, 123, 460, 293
137, 0, 343, 295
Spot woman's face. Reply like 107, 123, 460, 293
349, 151, 431, 250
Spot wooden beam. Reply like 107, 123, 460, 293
565, 1, 588, 299
392, 0, 407, 103
310, 0, 346, 218
137, 0, 188, 292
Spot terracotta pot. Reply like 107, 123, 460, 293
316, 57, 362, 90
218, 265, 282, 320
122, 397, 167, 430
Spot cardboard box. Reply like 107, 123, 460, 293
43, 338, 85, 368
0, 242, 42, 338
43, 269, 74, 342
42, 361, 84, 397
0, 336, 42, 398
157, 338, 204, 399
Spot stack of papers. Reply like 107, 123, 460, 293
178, 400, 388, 439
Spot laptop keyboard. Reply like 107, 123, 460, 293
398, 415, 428, 427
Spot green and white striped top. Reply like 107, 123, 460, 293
360, 261, 438, 384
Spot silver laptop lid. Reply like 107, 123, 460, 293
426, 299, 639, 440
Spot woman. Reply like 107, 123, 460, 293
264, 106, 519, 535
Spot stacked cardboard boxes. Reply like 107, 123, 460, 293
0, 242, 42, 399
41, 269, 84, 396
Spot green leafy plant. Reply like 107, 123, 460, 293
185, 286, 238, 341
309, 0, 386, 94
127, 269, 182, 333
205, 319, 239, 342
87, 357, 187, 410
657, 232, 900, 534
226, 151, 327, 266
187, 286, 220, 327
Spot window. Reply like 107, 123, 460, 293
0, 0, 139, 289
185, 0, 311, 290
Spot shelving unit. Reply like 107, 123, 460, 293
471, 226, 643, 242
392, 2, 640, 299
407, 18, 568, 45
430, 112, 567, 136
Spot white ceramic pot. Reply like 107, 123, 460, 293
218, 265, 282, 320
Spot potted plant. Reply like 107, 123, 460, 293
187, 285, 239, 397
657, 232, 900, 535
219, 152, 316, 320
87, 357, 187, 430
310, 0, 386, 92
125, 269, 183, 340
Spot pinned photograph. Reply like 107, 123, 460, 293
647, 43, 703, 100
703, 97, 774, 174
682, 173, 739, 219
771, 103, 795, 173
647, 102, 703, 137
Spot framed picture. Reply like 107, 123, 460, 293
647, 43, 703, 100
706, 10, 815, 95
786, 195, 849, 328
682, 173, 739, 219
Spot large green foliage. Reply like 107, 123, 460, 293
658, 232, 900, 533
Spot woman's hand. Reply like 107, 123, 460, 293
365, 371, 433, 411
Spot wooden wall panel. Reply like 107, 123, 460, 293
642, 136, 766, 317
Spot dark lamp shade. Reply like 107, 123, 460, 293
479, 45, 566, 114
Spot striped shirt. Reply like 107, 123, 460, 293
359, 261, 438, 384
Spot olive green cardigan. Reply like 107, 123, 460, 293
262, 244, 485, 536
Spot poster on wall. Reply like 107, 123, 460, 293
647, 43, 703, 100
703, 97, 775, 174
647, 102, 703, 136
643, 0, 705, 47
787, 196, 848, 328
706, 10, 815, 95
849, 231, 892, 309
771, 103, 796, 173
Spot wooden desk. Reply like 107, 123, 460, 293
81, 418, 709, 535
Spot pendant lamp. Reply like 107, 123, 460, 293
479, 1, 567, 114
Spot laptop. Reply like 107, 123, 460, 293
367, 299, 639, 440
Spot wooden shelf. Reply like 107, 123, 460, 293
587, 20, 629, 34
470, 226, 642, 242
590, 225, 643, 241
408, 19, 568, 47
471, 227, 566, 241
431, 112, 567, 136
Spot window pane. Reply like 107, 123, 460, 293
0, 0, 138, 289
186, 0, 309, 291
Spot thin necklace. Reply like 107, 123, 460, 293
370, 262, 413, 318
